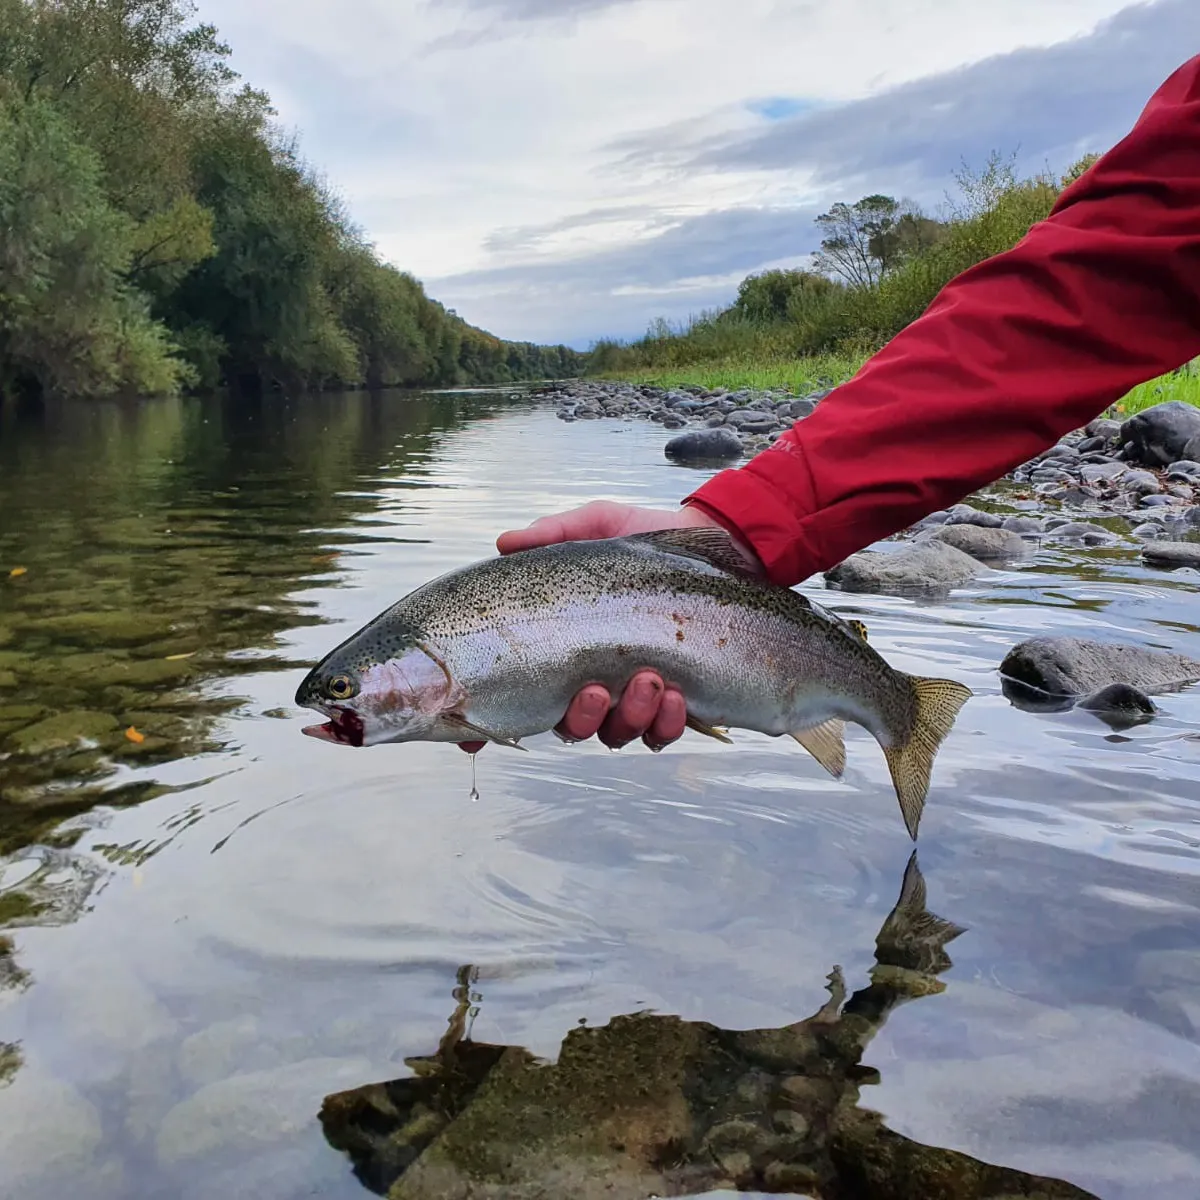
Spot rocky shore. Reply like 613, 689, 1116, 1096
539, 379, 1200, 566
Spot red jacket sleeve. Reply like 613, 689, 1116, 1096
685, 54, 1200, 587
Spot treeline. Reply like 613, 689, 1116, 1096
589, 152, 1100, 375
0, 0, 582, 401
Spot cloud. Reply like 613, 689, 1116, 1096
433, 205, 823, 345
613, 0, 1200, 204
430, 0, 1199, 342
445, 0, 646, 19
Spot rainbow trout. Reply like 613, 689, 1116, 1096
295, 528, 972, 838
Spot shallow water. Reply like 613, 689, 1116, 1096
0, 389, 1198, 1199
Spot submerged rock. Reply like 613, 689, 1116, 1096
999, 636, 1200, 698
930, 524, 1030, 561
7, 710, 120, 754
825, 541, 981, 594
663, 427, 744, 463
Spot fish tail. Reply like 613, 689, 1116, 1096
883, 675, 972, 840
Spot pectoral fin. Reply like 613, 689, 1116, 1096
443, 713, 528, 751
790, 719, 846, 777
686, 714, 733, 744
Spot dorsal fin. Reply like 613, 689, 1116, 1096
624, 527, 760, 579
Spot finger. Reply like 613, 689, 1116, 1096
644, 687, 687, 751
497, 513, 576, 555
496, 501, 622, 555
598, 671, 664, 749
456, 740, 486, 754
555, 684, 611, 741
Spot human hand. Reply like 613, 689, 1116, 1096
456, 501, 760, 754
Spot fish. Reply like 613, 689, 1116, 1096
294, 528, 972, 838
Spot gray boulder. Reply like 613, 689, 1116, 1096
663, 427, 744, 462
1119, 401, 1200, 467
1141, 541, 1200, 569
824, 541, 982, 594
1085, 417, 1122, 441
999, 636, 1200, 698
930, 524, 1030, 561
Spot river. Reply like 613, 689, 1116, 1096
0, 388, 1198, 1199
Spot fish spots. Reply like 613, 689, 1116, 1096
675, 630, 685, 642
717, 637, 728, 648
615, 645, 630, 657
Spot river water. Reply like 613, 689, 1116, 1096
0, 388, 1198, 1200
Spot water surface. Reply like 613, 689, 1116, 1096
1, 390, 1198, 1199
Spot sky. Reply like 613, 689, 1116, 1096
198, 0, 1200, 349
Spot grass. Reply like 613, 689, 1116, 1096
604, 354, 1200, 415
1117, 360, 1200, 415
598, 352, 865, 395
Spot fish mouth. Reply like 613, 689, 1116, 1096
301, 707, 365, 747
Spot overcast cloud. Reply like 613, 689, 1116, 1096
198, 0, 1197, 347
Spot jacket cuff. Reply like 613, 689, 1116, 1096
684, 439, 822, 587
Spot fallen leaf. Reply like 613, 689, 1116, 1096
164, 652, 195, 661
8, 567, 26, 578
125, 726, 146, 744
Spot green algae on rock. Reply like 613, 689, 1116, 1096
7, 711, 121, 756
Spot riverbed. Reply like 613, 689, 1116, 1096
0, 388, 1198, 1199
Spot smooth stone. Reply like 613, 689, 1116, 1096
1142, 541, 1200, 569
824, 541, 982, 595
0, 1062, 103, 1184
1131, 522, 1168, 541
1080, 461, 1127, 482
1077, 683, 1158, 718
1140, 493, 1180, 507
156, 1057, 375, 1165
662, 426, 746, 462
1001, 515, 1045, 534
778, 398, 814, 420
999, 635, 1200, 698
1085, 417, 1122, 440
1166, 459, 1200, 481
1043, 521, 1121, 546
1119, 401, 1200, 467
943, 503, 1004, 528
1121, 469, 1161, 494
930, 524, 1030, 561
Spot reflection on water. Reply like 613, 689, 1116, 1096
0, 392, 1197, 1199
320, 855, 1096, 1199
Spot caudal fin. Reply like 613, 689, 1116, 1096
883, 676, 972, 840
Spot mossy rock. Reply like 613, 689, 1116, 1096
68, 656, 194, 689
0, 671, 16, 690
0, 891, 46, 927
8, 711, 121, 755
0, 704, 52, 725
0, 626, 12, 647
21, 611, 176, 647
0, 651, 28, 671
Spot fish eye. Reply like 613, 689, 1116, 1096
327, 673, 357, 700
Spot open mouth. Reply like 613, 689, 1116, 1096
301, 707, 365, 747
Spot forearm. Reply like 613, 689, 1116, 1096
687, 54, 1200, 587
